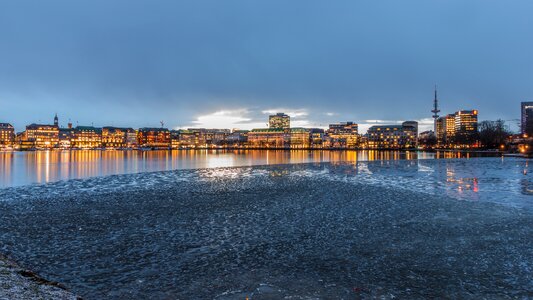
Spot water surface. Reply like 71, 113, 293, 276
0, 149, 486, 187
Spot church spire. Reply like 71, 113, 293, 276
54, 113, 59, 126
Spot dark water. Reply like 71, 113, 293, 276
0, 149, 488, 187
1, 158, 532, 299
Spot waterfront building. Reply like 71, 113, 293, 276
521, 102, 533, 135
0, 123, 15, 148
102, 127, 137, 148
366, 121, 418, 149
289, 128, 312, 149
59, 128, 74, 149
269, 113, 290, 129
24, 123, 60, 149
226, 130, 249, 147
325, 122, 359, 148
187, 128, 229, 147
138, 128, 171, 148
248, 128, 289, 148
71, 126, 103, 149
171, 129, 196, 148
310, 128, 324, 148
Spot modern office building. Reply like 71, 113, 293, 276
0, 123, 15, 148
269, 113, 290, 129
138, 128, 171, 148
325, 122, 359, 148
521, 102, 533, 135
454, 110, 478, 137
436, 114, 456, 145
366, 121, 418, 149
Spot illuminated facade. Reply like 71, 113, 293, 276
102, 127, 137, 148
325, 122, 359, 148
366, 121, 418, 149
0, 123, 15, 148
248, 128, 289, 148
521, 102, 533, 134
71, 126, 103, 149
138, 128, 171, 148
454, 110, 478, 142
289, 128, 311, 148
436, 114, 456, 145
59, 128, 74, 149
269, 113, 290, 129
24, 124, 60, 149
226, 130, 249, 147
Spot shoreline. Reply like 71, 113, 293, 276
0, 253, 79, 300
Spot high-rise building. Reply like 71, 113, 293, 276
436, 114, 456, 145
269, 113, 290, 129
455, 110, 478, 134
521, 102, 533, 134
0, 123, 15, 148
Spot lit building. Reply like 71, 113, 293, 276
0, 123, 15, 148
71, 126, 102, 149
248, 128, 289, 148
521, 102, 533, 135
436, 114, 456, 145
226, 130, 249, 147
269, 113, 290, 129
289, 128, 312, 148
24, 123, 60, 149
366, 121, 418, 149
325, 122, 359, 148
171, 129, 196, 148
455, 110, 478, 132
310, 128, 324, 148
102, 127, 137, 148
138, 127, 171, 148
59, 128, 74, 149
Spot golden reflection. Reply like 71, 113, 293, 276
0, 149, 493, 187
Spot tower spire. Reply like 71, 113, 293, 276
431, 85, 440, 133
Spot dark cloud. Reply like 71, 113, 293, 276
0, 0, 532, 131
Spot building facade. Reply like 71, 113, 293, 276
71, 126, 103, 149
269, 113, 290, 129
521, 102, 533, 135
454, 110, 478, 145
24, 124, 60, 149
138, 128, 171, 148
102, 127, 137, 148
248, 128, 289, 148
325, 122, 359, 148
366, 121, 418, 149
0, 123, 15, 148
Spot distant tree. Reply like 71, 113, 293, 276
479, 119, 511, 149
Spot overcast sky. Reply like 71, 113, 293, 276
1, 0, 532, 133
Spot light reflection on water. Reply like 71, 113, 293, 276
0, 149, 491, 188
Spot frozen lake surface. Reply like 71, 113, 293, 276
0, 157, 532, 298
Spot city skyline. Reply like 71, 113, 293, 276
1, 1, 532, 132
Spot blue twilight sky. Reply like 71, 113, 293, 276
0, 0, 532, 133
